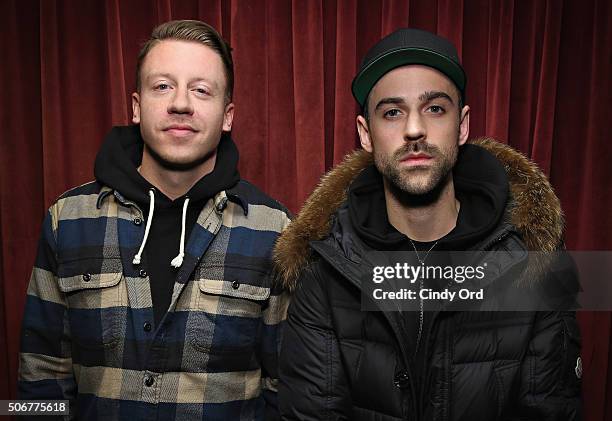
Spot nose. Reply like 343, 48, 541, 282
167, 86, 193, 115
403, 111, 425, 142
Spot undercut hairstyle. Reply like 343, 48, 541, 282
136, 20, 234, 102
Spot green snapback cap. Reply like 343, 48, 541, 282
352, 28, 466, 107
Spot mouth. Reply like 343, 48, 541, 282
163, 124, 198, 137
399, 153, 433, 166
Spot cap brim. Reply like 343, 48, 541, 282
351, 47, 466, 107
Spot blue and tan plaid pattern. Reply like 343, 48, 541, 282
19, 180, 291, 420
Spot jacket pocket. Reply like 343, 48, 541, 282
188, 269, 271, 355
57, 258, 123, 349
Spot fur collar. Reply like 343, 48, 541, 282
274, 138, 564, 291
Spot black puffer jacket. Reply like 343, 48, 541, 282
275, 139, 581, 420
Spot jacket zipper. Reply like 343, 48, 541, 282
417, 228, 513, 420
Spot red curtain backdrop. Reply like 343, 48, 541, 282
1, 0, 610, 419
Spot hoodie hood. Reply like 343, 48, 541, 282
93, 125, 240, 206
348, 144, 508, 251
274, 138, 564, 291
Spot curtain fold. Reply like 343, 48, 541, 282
461, 0, 491, 139
530, 0, 562, 175
230, 0, 269, 188
291, 0, 326, 204
381, 0, 410, 36
104, 0, 129, 125
332, 0, 358, 165
437, 0, 463, 58
1, 0, 44, 400
2, 1, 610, 419
265, 0, 298, 209
484, 0, 513, 143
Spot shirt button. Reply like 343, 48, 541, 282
82, 273, 91, 282
133, 217, 142, 225
143, 322, 152, 332
144, 375, 154, 387
216, 197, 228, 212
139, 269, 147, 278
232, 280, 240, 289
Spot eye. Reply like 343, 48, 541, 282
383, 108, 402, 118
427, 105, 445, 114
154, 83, 170, 91
193, 87, 210, 96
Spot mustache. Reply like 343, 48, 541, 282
392, 141, 441, 160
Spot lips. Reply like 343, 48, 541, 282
400, 153, 433, 165
163, 124, 198, 137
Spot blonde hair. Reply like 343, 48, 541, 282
136, 20, 233, 101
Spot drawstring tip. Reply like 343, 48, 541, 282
170, 253, 184, 268
172, 197, 189, 269
132, 255, 142, 265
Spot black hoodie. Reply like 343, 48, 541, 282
94, 125, 240, 326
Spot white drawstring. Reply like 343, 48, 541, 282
170, 197, 190, 268
132, 189, 155, 265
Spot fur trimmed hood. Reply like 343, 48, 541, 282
274, 138, 564, 291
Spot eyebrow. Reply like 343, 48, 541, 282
374, 91, 455, 112
374, 97, 406, 111
419, 90, 454, 104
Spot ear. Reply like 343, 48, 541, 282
132, 92, 141, 124
222, 102, 235, 131
458, 105, 470, 146
357, 115, 373, 153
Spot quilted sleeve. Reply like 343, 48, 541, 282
511, 311, 582, 420
278, 263, 352, 420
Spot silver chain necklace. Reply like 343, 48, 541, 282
409, 238, 438, 358
410, 239, 438, 265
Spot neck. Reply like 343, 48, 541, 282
384, 176, 460, 242
139, 149, 217, 200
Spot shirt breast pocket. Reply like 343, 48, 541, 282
187, 265, 271, 357
57, 257, 123, 350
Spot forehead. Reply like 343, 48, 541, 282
141, 39, 225, 81
369, 65, 458, 102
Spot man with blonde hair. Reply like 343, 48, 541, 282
19, 20, 289, 420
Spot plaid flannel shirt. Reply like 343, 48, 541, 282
19, 180, 291, 420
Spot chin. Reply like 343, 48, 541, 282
394, 171, 443, 194
147, 145, 214, 172
398, 174, 432, 191
401, 184, 436, 195
165, 155, 210, 170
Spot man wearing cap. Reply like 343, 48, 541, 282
275, 29, 581, 420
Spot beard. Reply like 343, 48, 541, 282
373, 136, 459, 205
